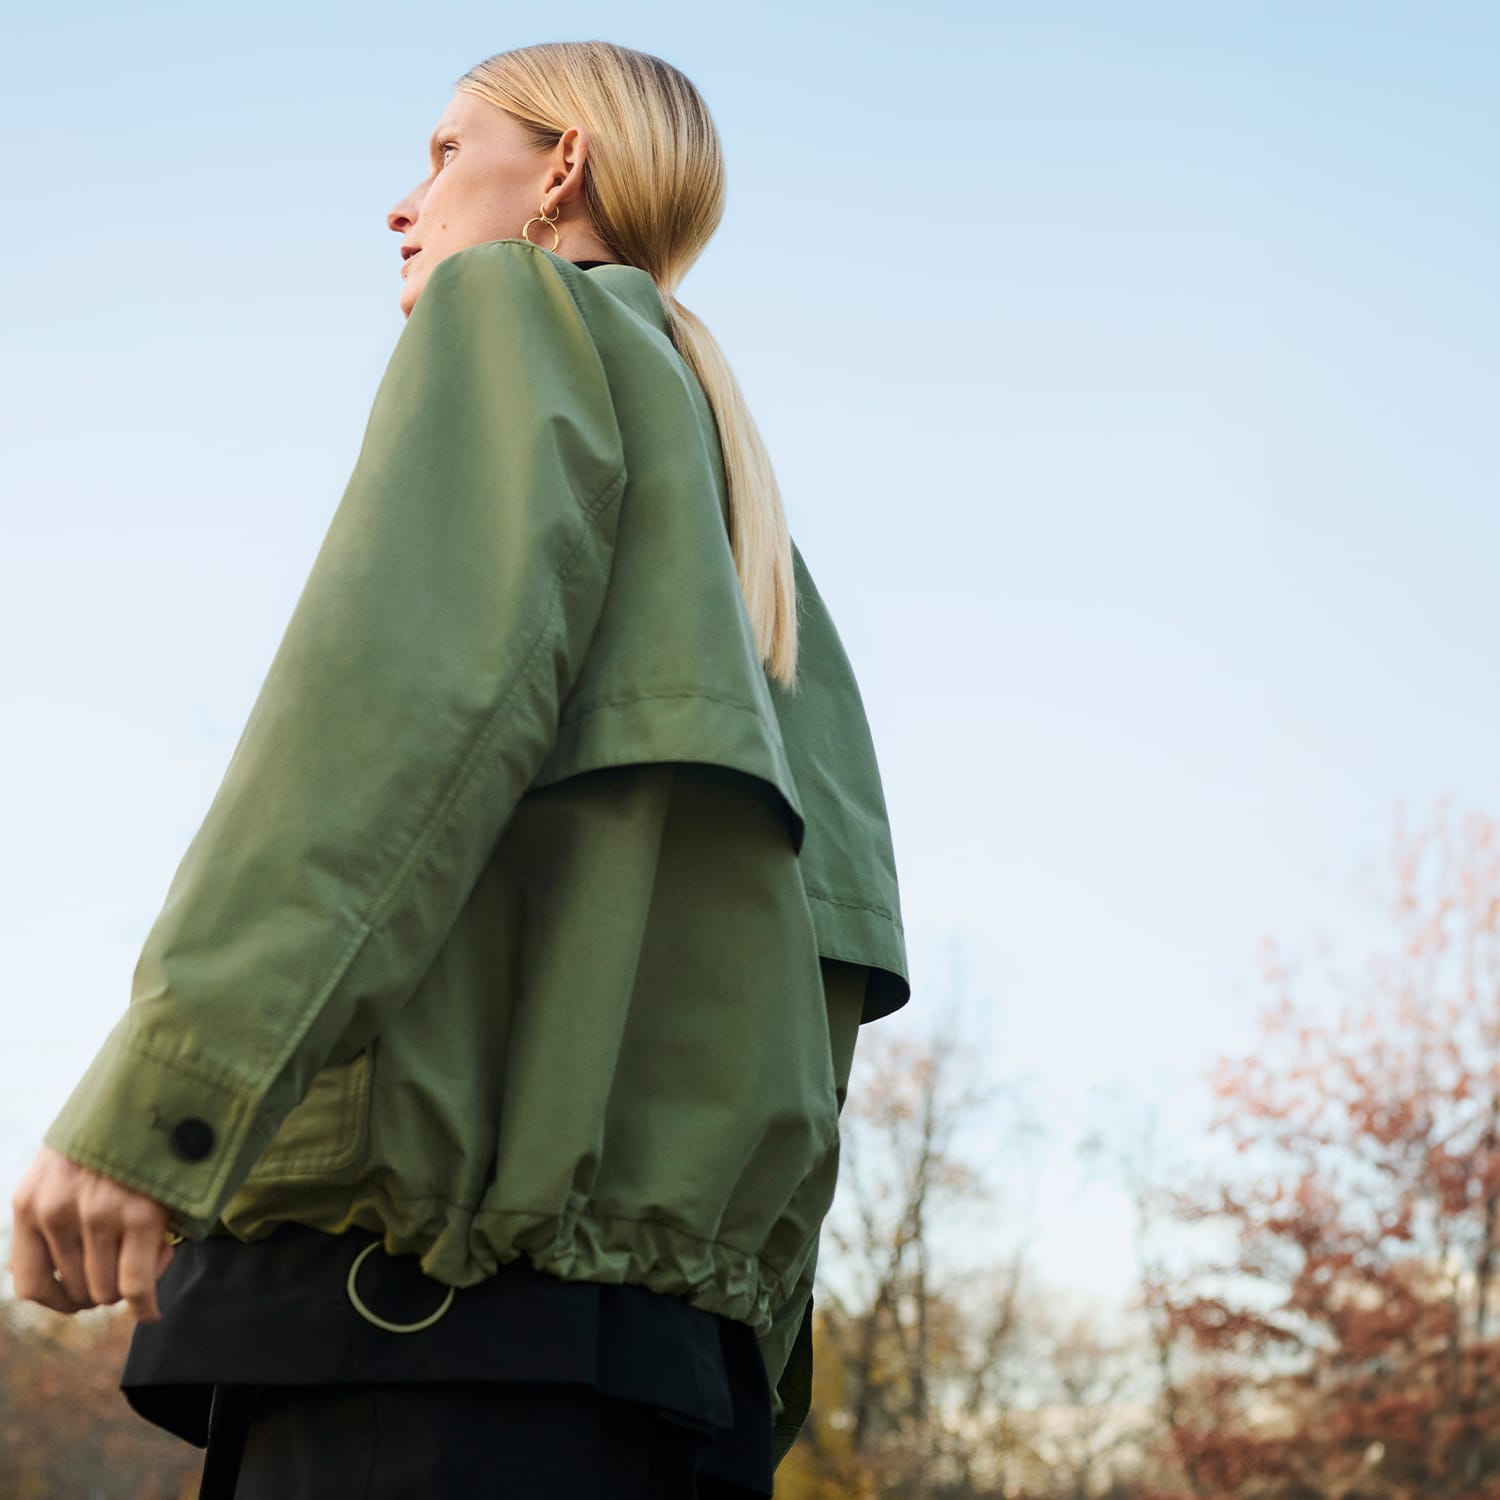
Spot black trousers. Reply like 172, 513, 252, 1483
200, 1379, 768, 1499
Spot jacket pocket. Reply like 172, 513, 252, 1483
242, 1048, 375, 1180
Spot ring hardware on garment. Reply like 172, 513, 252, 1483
345, 1241, 455, 1333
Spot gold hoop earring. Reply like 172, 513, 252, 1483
521, 201, 561, 251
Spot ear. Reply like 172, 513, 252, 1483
546, 125, 592, 208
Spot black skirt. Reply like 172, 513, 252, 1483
121, 1223, 774, 1497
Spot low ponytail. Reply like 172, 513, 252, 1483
656, 290, 799, 689
455, 41, 801, 690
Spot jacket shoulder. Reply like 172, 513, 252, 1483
518, 251, 806, 851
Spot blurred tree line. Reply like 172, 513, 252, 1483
1134, 804, 1500, 1500
0, 1281, 201, 1498
777, 803, 1500, 1498
6, 802, 1499, 1498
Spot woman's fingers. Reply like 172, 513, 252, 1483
9, 1144, 172, 1319
12, 1149, 93, 1308
36, 1205, 95, 1310
8, 1219, 89, 1313
80, 1215, 123, 1307
117, 1210, 166, 1322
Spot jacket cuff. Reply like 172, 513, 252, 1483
41, 1009, 266, 1239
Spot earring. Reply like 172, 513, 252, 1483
521, 201, 561, 251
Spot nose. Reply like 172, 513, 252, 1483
387, 183, 425, 235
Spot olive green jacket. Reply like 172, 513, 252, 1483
43, 240, 909, 1465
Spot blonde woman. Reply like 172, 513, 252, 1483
10, 39, 908, 1499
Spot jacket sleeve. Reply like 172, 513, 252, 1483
43, 240, 627, 1237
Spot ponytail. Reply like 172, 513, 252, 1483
657, 290, 799, 690
454, 40, 802, 689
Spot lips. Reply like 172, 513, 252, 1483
401, 250, 421, 275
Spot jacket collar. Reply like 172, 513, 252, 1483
572, 260, 672, 338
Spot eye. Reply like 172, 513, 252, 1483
437, 140, 457, 168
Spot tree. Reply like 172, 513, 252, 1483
1143, 803, 1500, 1500
785, 969, 1041, 1500
1021, 1309, 1157, 1500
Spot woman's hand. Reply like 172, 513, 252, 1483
9, 1144, 176, 1321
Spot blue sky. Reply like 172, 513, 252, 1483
3, 2, 1497, 1306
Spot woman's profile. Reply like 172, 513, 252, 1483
8, 38, 909, 1497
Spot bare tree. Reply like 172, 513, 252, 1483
809, 966, 1039, 1499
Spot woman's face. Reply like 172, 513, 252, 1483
385, 89, 597, 319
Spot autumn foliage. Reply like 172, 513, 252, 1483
0, 1295, 202, 1498
1145, 805, 1500, 1500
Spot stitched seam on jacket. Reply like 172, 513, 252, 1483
40, 1136, 231, 1210
557, 686, 764, 726
805, 888, 904, 928
120, 1034, 258, 1094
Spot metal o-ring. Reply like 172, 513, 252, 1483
522, 212, 561, 251
345, 1241, 455, 1334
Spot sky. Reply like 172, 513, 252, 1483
2, 1, 1497, 1309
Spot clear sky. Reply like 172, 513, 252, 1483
2, 1, 1497, 1306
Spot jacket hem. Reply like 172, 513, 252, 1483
214, 1193, 810, 1339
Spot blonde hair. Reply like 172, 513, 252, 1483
455, 40, 799, 690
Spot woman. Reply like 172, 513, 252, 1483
9, 39, 908, 1499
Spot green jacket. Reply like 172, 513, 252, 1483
43, 239, 909, 1465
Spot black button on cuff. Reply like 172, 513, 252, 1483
169, 1117, 216, 1162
